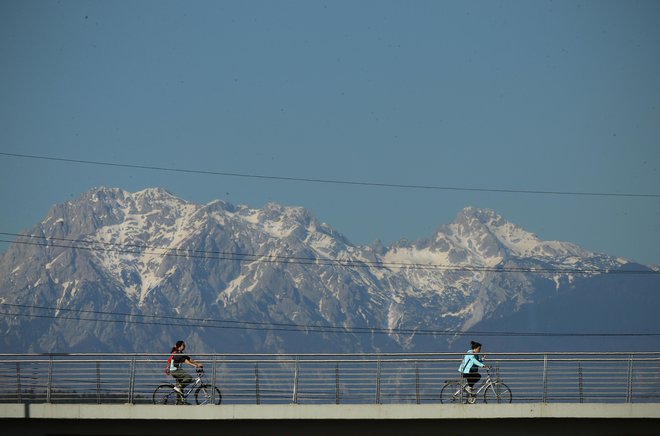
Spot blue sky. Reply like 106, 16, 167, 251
1, 0, 659, 265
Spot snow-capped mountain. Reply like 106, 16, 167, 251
0, 187, 656, 353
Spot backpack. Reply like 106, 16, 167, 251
164, 355, 174, 375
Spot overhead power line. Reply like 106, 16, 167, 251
2, 303, 658, 338
1, 151, 658, 198
2, 232, 656, 275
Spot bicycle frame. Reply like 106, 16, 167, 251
178, 374, 203, 399
470, 370, 495, 396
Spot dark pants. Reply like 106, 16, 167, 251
462, 371, 481, 389
170, 368, 193, 390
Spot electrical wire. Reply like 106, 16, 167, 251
2, 303, 658, 338
1, 151, 658, 198
2, 157, 656, 339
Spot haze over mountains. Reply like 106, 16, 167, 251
0, 187, 657, 353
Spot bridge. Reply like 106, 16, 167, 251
1, 352, 659, 435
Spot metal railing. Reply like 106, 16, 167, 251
1, 352, 658, 404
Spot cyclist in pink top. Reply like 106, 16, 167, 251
168, 340, 203, 396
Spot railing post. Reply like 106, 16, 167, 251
375, 358, 382, 404
211, 356, 218, 405
255, 362, 261, 405
127, 355, 136, 404
415, 362, 420, 405
47, 355, 53, 404
96, 361, 101, 404
335, 363, 340, 405
627, 354, 634, 403
16, 362, 22, 404
578, 362, 583, 403
542, 354, 548, 403
292, 357, 299, 404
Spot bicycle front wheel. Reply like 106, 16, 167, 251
440, 381, 464, 404
195, 384, 222, 405
483, 382, 512, 403
153, 384, 177, 405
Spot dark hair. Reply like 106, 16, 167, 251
470, 341, 482, 350
170, 340, 185, 353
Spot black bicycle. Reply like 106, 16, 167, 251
153, 368, 221, 405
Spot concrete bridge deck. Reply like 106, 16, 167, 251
2, 403, 660, 436
3, 402, 660, 420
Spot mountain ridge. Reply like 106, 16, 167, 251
0, 187, 656, 353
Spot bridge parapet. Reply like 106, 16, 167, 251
1, 352, 659, 405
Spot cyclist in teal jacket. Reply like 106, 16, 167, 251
459, 341, 488, 393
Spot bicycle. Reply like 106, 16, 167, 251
440, 367, 512, 404
153, 368, 222, 405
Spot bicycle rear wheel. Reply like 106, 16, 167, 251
440, 381, 465, 404
195, 384, 222, 405
153, 384, 177, 405
483, 382, 512, 403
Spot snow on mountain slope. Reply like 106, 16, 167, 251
90, 189, 201, 302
